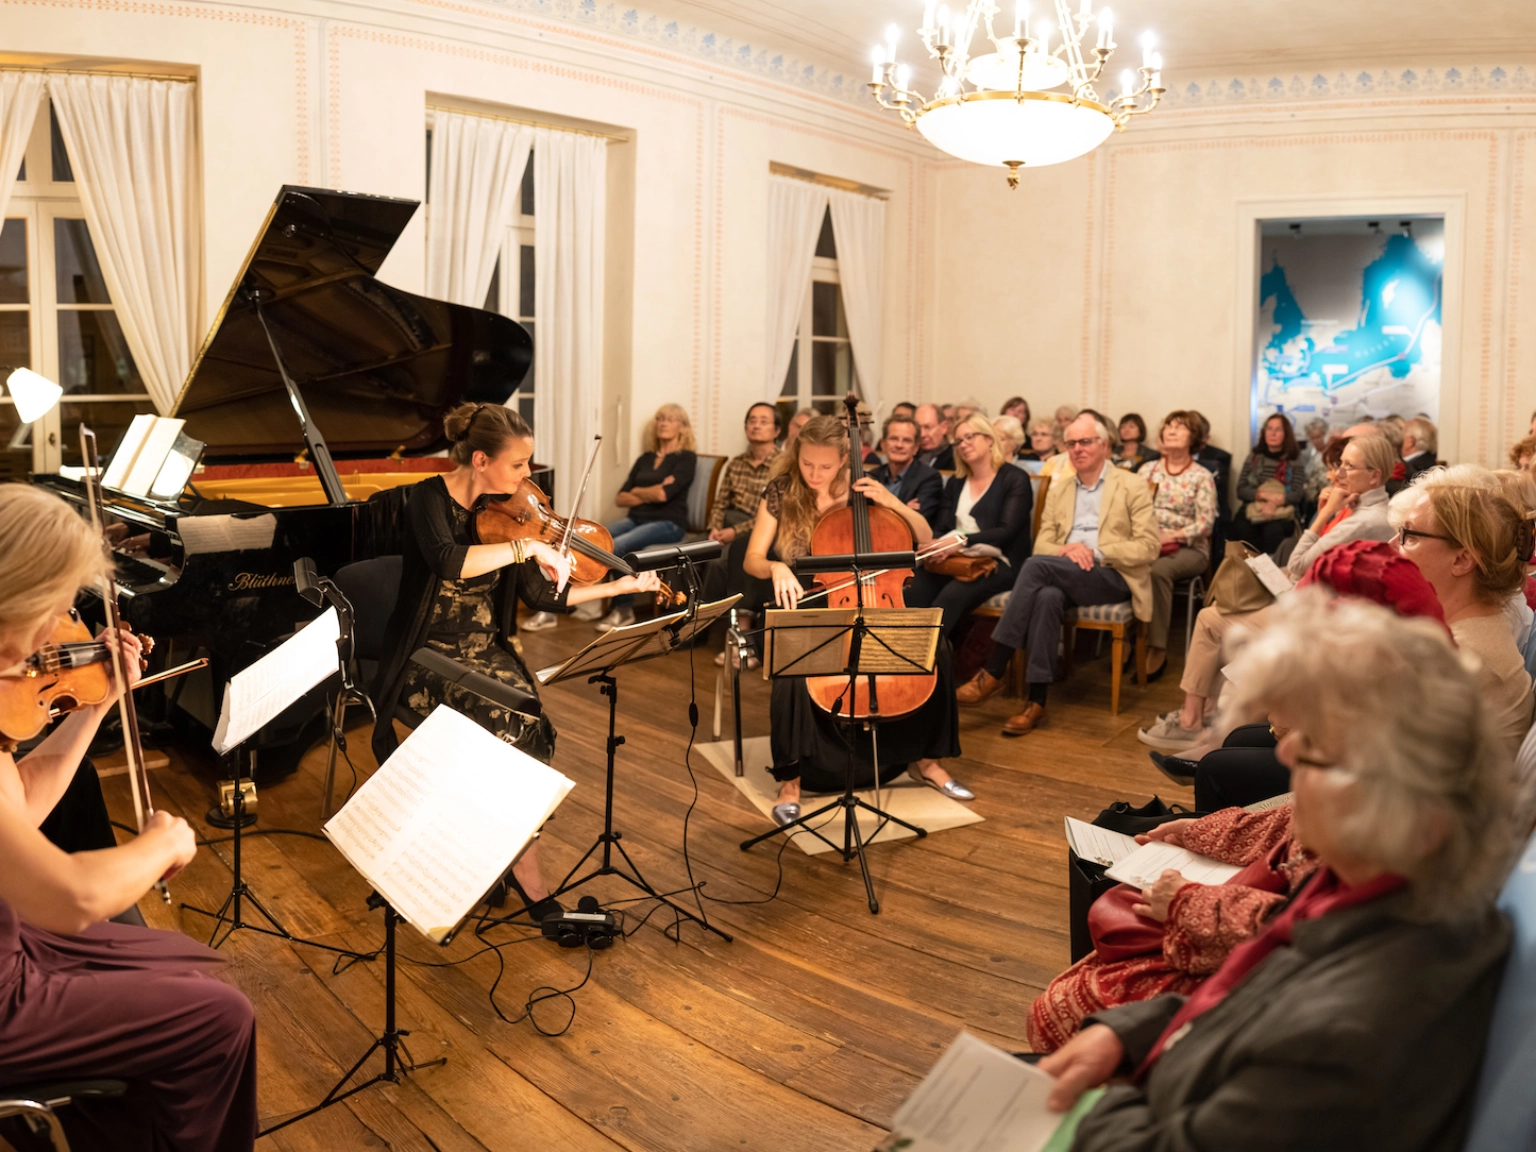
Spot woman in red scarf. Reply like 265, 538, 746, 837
1040, 590, 1516, 1152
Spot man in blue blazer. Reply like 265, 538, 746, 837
867, 413, 943, 529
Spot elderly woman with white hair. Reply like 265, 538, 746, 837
1041, 591, 1516, 1151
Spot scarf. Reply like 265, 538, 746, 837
1135, 867, 1405, 1077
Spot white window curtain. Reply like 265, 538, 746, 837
0, 73, 43, 224
827, 188, 886, 419
49, 74, 200, 416
532, 127, 606, 518
764, 175, 829, 403
425, 110, 533, 307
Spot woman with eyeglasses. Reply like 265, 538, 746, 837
1391, 466, 1536, 754
910, 414, 1033, 640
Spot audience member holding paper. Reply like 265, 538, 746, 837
371, 403, 661, 922
1139, 433, 1402, 754
1032, 592, 1515, 1152
0, 485, 257, 1151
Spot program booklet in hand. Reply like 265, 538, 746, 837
888, 1032, 1105, 1152
323, 706, 575, 943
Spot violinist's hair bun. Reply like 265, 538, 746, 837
443, 402, 531, 465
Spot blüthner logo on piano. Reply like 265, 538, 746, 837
227, 572, 296, 591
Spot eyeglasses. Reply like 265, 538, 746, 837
1396, 525, 1457, 548
1334, 462, 1375, 473
955, 433, 989, 447
1063, 437, 1103, 449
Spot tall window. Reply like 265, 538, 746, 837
778, 207, 855, 428
1, 99, 151, 478
482, 156, 536, 431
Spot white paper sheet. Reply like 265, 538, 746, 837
211, 608, 340, 754
891, 1032, 1098, 1152
176, 513, 278, 555
1063, 817, 1139, 868
1244, 553, 1295, 596
324, 706, 575, 943
101, 413, 157, 491
121, 417, 186, 497
1106, 840, 1243, 888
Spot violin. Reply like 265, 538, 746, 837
473, 479, 685, 608
802, 393, 937, 720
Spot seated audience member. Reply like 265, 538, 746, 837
1024, 419, 1059, 464
1187, 409, 1232, 529
1150, 541, 1447, 810
1054, 405, 1080, 433
1114, 413, 1160, 471
599, 403, 697, 631
705, 402, 781, 665
1510, 434, 1536, 471
1138, 433, 1396, 751
954, 414, 1158, 735
1001, 396, 1031, 425
1235, 478, 1297, 555
1391, 466, 1536, 754
784, 407, 815, 447
1401, 417, 1438, 480
1137, 412, 1217, 681
891, 400, 917, 420
914, 403, 955, 471
1041, 591, 1515, 1152
0, 484, 258, 1151
867, 413, 943, 527
910, 415, 1033, 639
954, 397, 987, 424
1299, 417, 1331, 503
1231, 413, 1305, 547
992, 414, 1028, 463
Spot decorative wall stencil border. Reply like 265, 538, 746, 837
1099, 130, 1502, 463
1504, 132, 1534, 450
421, 0, 866, 107
712, 104, 919, 437
1160, 65, 1536, 109
1, 0, 310, 181
325, 23, 705, 406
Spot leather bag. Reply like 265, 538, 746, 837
922, 554, 998, 582
1205, 540, 1275, 615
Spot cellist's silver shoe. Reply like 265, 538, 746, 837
771, 801, 801, 827
907, 765, 975, 801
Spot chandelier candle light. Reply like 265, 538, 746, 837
869, 0, 1164, 187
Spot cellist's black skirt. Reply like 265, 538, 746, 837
768, 637, 961, 792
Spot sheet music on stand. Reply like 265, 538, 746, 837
535, 595, 741, 686
324, 706, 574, 944
212, 608, 341, 754
765, 607, 942, 679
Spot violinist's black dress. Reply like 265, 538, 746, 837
761, 476, 961, 793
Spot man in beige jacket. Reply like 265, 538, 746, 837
957, 413, 1160, 734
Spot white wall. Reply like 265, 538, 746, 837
931, 85, 1536, 468
1, 0, 932, 509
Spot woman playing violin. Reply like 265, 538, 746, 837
742, 415, 974, 827
372, 403, 660, 918
0, 483, 257, 1151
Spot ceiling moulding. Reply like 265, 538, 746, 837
464, 0, 868, 104
1159, 64, 1536, 110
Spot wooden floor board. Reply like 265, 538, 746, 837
96, 611, 1194, 1148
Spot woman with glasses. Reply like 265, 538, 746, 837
1391, 466, 1536, 754
910, 414, 1033, 639
1139, 433, 1399, 753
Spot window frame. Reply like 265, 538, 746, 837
779, 253, 856, 421
483, 175, 536, 431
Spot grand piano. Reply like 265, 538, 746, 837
38, 185, 541, 774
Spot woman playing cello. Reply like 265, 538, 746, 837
0, 483, 257, 1151
741, 414, 974, 827
372, 403, 661, 917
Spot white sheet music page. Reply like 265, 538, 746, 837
1063, 818, 1139, 868
1106, 841, 1243, 888
211, 608, 340, 754
324, 706, 575, 943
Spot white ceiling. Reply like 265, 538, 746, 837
641, 0, 1536, 83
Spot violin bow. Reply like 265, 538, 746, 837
789, 535, 966, 609
79, 425, 170, 903
555, 436, 604, 573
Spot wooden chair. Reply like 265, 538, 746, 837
1061, 603, 1146, 716
966, 474, 1051, 697
683, 454, 728, 539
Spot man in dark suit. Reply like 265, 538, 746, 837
1401, 417, 1438, 481
868, 414, 943, 528
914, 403, 956, 471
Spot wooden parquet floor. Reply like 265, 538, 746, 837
106, 616, 1194, 1151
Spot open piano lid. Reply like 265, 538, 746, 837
171, 186, 531, 463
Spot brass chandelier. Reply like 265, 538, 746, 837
869, 0, 1165, 187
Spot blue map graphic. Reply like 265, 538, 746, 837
1254, 232, 1443, 431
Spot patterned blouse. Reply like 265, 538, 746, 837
1138, 458, 1217, 554
707, 447, 780, 532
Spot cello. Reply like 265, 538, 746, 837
802, 393, 937, 719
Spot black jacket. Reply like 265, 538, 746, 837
1197, 445, 1234, 523
916, 442, 955, 472
867, 458, 944, 528
1403, 450, 1437, 481
932, 466, 1033, 570
371, 475, 567, 764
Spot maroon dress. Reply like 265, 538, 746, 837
0, 897, 257, 1150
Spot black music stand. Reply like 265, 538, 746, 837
502, 596, 740, 942
738, 551, 942, 915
